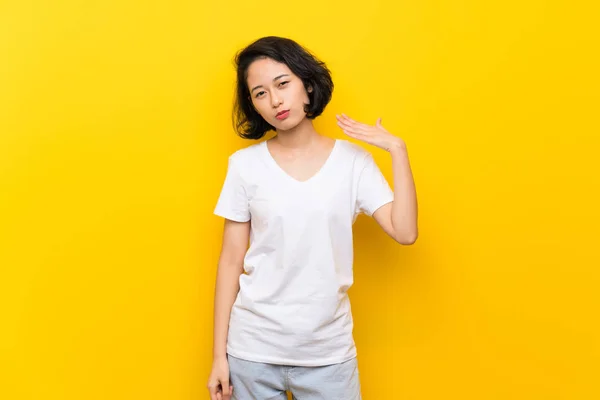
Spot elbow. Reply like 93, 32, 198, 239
395, 231, 418, 245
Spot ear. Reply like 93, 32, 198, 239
307, 85, 313, 93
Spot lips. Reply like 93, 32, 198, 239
276, 110, 290, 120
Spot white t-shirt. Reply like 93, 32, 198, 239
213, 138, 394, 367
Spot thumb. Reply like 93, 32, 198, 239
376, 117, 383, 127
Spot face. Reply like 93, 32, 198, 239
246, 57, 311, 131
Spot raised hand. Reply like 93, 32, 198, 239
335, 113, 405, 152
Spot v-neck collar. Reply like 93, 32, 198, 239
262, 139, 339, 185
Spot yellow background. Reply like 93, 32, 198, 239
1, 0, 599, 399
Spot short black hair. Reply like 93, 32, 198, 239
232, 36, 334, 140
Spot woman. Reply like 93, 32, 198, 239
207, 36, 418, 400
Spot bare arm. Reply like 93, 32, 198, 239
373, 143, 418, 245
212, 218, 250, 360
335, 113, 418, 245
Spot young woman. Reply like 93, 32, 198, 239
207, 36, 418, 400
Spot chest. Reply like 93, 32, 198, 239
246, 175, 355, 229
268, 148, 334, 183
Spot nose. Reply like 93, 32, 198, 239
271, 92, 283, 108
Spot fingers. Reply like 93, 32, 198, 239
208, 381, 224, 400
222, 380, 232, 398
217, 385, 233, 400
208, 383, 218, 400
337, 113, 387, 132
335, 116, 365, 136
336, 123, 362, 137
336, 114, 368, 132
340, 113, 366, 128
336, 120, 368, 142
208, 381, 233, 400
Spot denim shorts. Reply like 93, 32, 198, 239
227, 353, 362, 400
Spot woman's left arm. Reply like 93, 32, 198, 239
336, 114, 419, 245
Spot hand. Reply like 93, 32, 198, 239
335, 114, 406, 152
207, 357, 233, 400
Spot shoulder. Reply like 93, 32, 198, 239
335, 139, 373, 165
227, 141, 264, 166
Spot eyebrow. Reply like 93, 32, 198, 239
250, 74, 290, 93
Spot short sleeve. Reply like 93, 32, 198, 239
356, 153, 394, 216
213, 155, 250, 222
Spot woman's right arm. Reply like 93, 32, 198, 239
207, 218, 250, 400
212, 218, 250, 359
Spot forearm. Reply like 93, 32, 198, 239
389, 143, 418, 244
212, 262, 242, 359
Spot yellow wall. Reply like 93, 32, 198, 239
1, 1, 598, 399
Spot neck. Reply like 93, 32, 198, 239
273, 117, 321, 149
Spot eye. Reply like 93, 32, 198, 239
279, 81, 289, 87
255, 91, 265, 98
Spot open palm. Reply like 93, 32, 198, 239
335, 113, 405, 152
